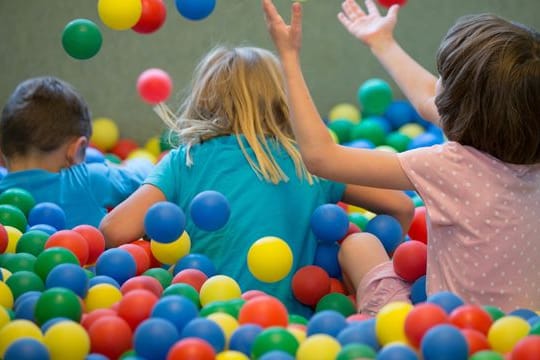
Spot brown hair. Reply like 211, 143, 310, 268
0, 76, 92, 158
435, 14, 540, 164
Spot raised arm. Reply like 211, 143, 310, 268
262, 0, 414, 191
338, 0, 439, 123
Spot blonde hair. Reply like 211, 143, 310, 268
157, 45, 313, 184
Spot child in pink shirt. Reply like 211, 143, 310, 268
262, 0, 540, 313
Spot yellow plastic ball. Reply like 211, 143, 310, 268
375, 301, 414, 346
328, 103, 361, 124
487, 315, 530, 353
288, 325, 307, 344
97, 0, 142, 31
375, 145, 398, 153
216, 351, 249, 360
84, 283, 123, 311
398, 123, 425, 139
329, 129, 338, 143
247, 236, 293, 283
145, 136, 162, 157
5, 225, 22, 254
199, 275, 242, 307
0, 268, 12, 281
44, 321, 90, 360
207, 312, 239, 346
127, 148, 158, 164
0, 306, 10, 330
296, 334, 341, 360
0, 319, 44, 358
91, 117, 119, 152
0, 281, 13, 309
150, 231, 191, 265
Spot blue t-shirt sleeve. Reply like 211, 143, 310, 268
318, 177, 346, 204
144, 149, 181, 201
88, 161, 151, 207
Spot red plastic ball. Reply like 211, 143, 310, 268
45, 229, 89, 265
377, 0, 407, 8
0, 223, 7, 253
88, 315, 133, 359
119, 243, 151, 275
132, 0, 167, 34
241, 289, 267, 301
510, 335, 540, 360
461, 329, 490, 356
110, 138, 140, 160
171, 268, 208, 292
329, 278, 347, 294
408, 206, 427, 244
72, 224, 105, 265
338, 222, 361, 244
136, 68, 173, 105
120, 275, 163, 297
347, 313, 372, 323
81, 308, 117, 331
238, 295, 289, 328
291, 265, 331, 307
167, 337, 216, 360
392, 240, 427, 282
449, 305, 493, 335
404, 302, 449, 348
116, 289, 159, 330
131, 239, 161, 268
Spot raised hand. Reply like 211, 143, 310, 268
338, 0, 399, 50
262, 0, 303, 59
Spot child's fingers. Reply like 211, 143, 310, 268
365, 0, 381, 17
337, 12, 354, 29
387, 4, 400, 20
262, 0, 284, 26
290, 2, 303, 35
341, 0, 365, 22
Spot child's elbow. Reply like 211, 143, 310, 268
302, 152, 328, 177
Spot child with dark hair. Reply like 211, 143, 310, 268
0, 76, 151, 229
263, 0, 540, 313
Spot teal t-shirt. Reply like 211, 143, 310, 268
0, 162, 150, 229
145, 135, 345, 316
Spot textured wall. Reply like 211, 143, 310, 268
1, 0, 539, 145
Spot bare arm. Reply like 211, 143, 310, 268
342, 185, 414, 234
263, 0, 414, 190
99, 184, 166, 248
338, 0, 440, 123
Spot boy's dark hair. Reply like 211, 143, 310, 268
435, 14, 540, 164
0, 76, 92, 158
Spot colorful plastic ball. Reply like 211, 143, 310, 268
175, 0, 216, 21
110, 138, 139, 160
315, 293, 356, 317
0, 319, 44, 358
207, 312, 239, 345
0, 188, 35, 216
377, 0, 407, 8
410, 275, 427, 304
85, 147, 106, 164
336, 318, 379, 350
384, 100, 415, 130
0, 280, 14, 308
0, 204, 27, 233
483, 305, 506, 322
117, 244, 150, 275
189, 190, 230, 231
144, 201, 185, 243
167, 337, 216, 360
2, 252, 36, 273
310, 204, 349, 243
420, 324, 468, 360
3, 337, 50, 360
172, 268, 207, 291
97, 0, 142, 30
0, 223, 7, 253
392, 240, 427, 282
247, 236, 293, 283
307, 310, 347, 338
313, 243, 341, 278
87, 315, 132, 360
229, 324, 263, 356
84, 283, 123, 311
328, 103, 360, 123
28, 202, 66, 230
461, 329, 490, 356
134, 318, 179, 360
427, 291, 465, 314
151, 295, 198, 334
132, 239, 161, 268
469, 350, 505, 360
449, 305, 493, 335
510, 335, 540, 360
408, 206, 427, 244
132, 0, 167, 34
61, 19, 102, 60
143, 267, 173, 288
117, 289, 158, 330
28, 224, 57, 236
358, 78, 393, 116
45, 263, 88, 298
349, 119, 387, 146
384, 131, 411, 152
90, 117, 119, 152
136, 68, 173, 105
487, 315, 530, 353
34, 288, 82, 325
120, 275, 163, 297
95, 248, 137, 285
328, 119, 355, 144
375, 301, 414, 346
34, 247, 79, 281
70, 225, 104, 265
150, 231, 191, 265
180, 317, 225, 353
44, 321, 90, 360
296, 334, 340, 360
238, 295, 288, 328
88, 275, 120, 289
378, 344, 418, 360
15, 230, 48, 257
292, 265, 330, 307
259, 351, 294, 360
509, 308, 538, 321
251, 327, 299, 359
13, 292, 40, 321
199, 275, 241, 307
404, 302, 449, 348
336, 343, 376, 360
6, 270, 44, 300
365, 214, 403, 254
407, 132, 442, 150
174, 253, 216, 277
45, 229, 89, 266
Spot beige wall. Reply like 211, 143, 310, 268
1, 0, 539, 145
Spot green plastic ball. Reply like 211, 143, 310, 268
315, 292, 356, 317
385, 131, 412, 153
350, 119, 387, 146
251, 327, 299, 359
2, 253, 37, 273
337, 343, 377, 360
358, 78, 393, 116
0, 204, 27, 233
199, 299, 238, 318
34, 247, 79, 281
62, 18, 102, 60
16, 230, 49, 257
469, 350, 505, 360
5, 270, 44, 300
162, 283, 200, 308
0, 188, 36, 216
34, 287, 82, 325
327, 119, 355, 144
143, 267, 172, 289
483, 305, 506, 321
288, 314, 308, 326
348, 212, 369, 231
159, 129, 180, 152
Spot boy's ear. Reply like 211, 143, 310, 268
66, 136, 88, 165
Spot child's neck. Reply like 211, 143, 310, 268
7, 149, 70, 173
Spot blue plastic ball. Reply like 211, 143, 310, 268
45, 263, 89, 298
313, 243, 341, 278
410, 275, 427, 304
144, 201, 186, 243
28, 224, 57, 235
28, 202, 66, 230
86, 354, 109, 360
175, 0, 216, 21
14, 291, 41, 309
151, 295, 198, 334
377, 343, 418, 360
95, 248, 137, 285
14, 294, 39, 321
260, 351, 295, 360
426, 291, 464, 314
420, 324, 468, 360
336, 318, 380, 350
181, 317, 226, 353
229, 324, 263, 356
173, 253, 216, 277
85, 147, 106, 163
384, 100, 416, 130
364, 214, 403, 254
310, 204, 349, 243
4, 338, 50, 360
307, 310, 347, 337
189, 190, 230, 231
134, 318, 180, 360
88, 275, 120, 289
344, 139, 376, 149
41, 317, 71, 333
509, 308, 538, 320
407, 132, 442, 150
